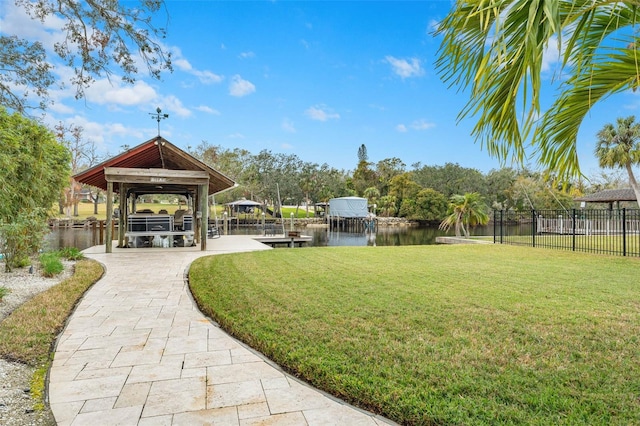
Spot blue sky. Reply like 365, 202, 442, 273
2, 1, 639, 176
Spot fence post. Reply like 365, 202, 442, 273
623, 208, 627, 257
572, 209, 576, 251
493, 210, 497, 244
500, 210, 504, 244
532, 210, 536, 248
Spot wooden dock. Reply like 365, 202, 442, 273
253, 234, 313, 248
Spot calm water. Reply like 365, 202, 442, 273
44, 224, 507, 251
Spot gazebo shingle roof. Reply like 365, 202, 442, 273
575, 188, 636, 203
73, 137, 235, 195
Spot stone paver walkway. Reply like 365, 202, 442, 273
49, 236, 395, 425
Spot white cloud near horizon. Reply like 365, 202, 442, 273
385, 56, 424, 79
305, 105, 340, 121
229, 75, 256, 97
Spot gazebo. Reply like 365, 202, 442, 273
225, 199, 263, 216
73, 136, 236, 252
575, 188, 638, 210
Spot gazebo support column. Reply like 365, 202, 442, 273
105, 182, 113, 253
200, 183, 208, 251
118, 182, 125, 248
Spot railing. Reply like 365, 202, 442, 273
493, 209, 640, 257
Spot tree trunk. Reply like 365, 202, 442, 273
462, 221, 470, 238
625, 162, 640, 207
454, 213, 463, 237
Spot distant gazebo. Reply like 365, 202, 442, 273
575, 189, 638, 210
225, 199, 263, 216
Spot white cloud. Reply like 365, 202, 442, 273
173, 58, 192, 72
385, 56, 424, 79
305, 105, 340, 121
227, 133, 245, 139
239, 51, 255, 59
161, 95, 191, 117
282, 118, 296, 133
171, 49, 223, 84
0, 2, 66, 52
52, 115, 146, 150
396, 120, 435, 132
196, 105, 221, 115
85, 79, 157, 106
193, 70, 224, 84
229, 75, 256, 97
411, 119, 435, 130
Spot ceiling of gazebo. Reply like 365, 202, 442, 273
73, 137, 235, 195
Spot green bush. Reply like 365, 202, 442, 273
39, 251, 63, 277
58, 247, 84, 260
0, 211, 48, 272
0, 286, 9, 301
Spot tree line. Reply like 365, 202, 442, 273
188, 141, 633, 224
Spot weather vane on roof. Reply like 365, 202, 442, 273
150, 107, 169, 136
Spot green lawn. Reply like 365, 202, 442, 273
498, 234, 640, 257
189, 245, 640, 425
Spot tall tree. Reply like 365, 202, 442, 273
375, 157, 405, 196
595, 116, 640, 206
0, 107, 70, 269
485, 168, 518, 210
55, 122, 89, 216
389, 173, 421, 217
2, 0, 172, 112
357, 144, 368, 163
0, 107, 70, 221
352, 160, 376, 197
436, 1, 640, 178
412, 163, 486, 199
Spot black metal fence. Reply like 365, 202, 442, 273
493, 209, 640, 257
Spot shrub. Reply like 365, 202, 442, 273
58, 247, 84, 261
0, 211, 48, 272
0, 286, 9, 301
39, 251, 63, 277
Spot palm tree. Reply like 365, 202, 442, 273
595, 116, 640, 205
439, 193, 490, 238
436, 1, 640, 179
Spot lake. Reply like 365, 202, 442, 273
44, 224, 505, 251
